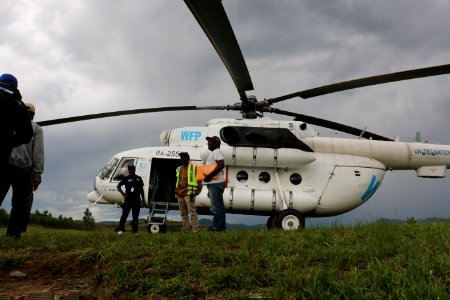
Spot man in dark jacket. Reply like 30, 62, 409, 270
116, 163, 145, 234
0, 103, 45, 238
0, 74, 33, 165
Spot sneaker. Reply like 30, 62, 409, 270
117, 231, 124, 235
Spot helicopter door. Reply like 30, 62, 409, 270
148, 157, 180, 204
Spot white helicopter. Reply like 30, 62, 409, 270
38, 0, 450, 233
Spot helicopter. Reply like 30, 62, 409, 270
36, 0, 450, 233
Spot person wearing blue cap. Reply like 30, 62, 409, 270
0, 73, 33, 165
116, 163, 145, 234
0, 74, 34, 238
0, 103, 45, 239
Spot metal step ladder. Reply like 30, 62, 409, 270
147, 201, 169, 232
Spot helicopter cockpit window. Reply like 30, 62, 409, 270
236, 171, 248, 182
98, 158, 119, 180
290, 173, 302, 185
112, 158, 136, 181
259, 172, 271, 183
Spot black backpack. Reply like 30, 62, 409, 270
0, 83, 33, 163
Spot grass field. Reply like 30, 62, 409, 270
1, 220, 449, 299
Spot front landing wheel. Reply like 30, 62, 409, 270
147, 223, 167, 234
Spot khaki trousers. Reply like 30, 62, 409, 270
177, 195, 199, 232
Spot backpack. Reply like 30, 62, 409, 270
0, 83, 33, 163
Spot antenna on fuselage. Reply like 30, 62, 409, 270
358, 126, 367, 139
415, 131, 422, 143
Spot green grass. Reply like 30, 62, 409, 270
1, 221, 449, 298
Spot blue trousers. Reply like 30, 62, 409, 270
207, 182, 226, 231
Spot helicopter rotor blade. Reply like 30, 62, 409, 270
37, 105, 227, 127
269, 64, 450, 103
272, 108, 393, 141
184, 0, 253, 101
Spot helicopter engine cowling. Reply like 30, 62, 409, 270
220, 146, 316, 168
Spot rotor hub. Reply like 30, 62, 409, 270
227, 96, 275, 119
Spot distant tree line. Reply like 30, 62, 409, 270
0, 208, 95, 230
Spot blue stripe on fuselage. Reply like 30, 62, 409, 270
360, 175, 380, 202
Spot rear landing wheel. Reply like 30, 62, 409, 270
275, 209, 305, 230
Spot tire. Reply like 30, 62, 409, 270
147, 223, 168, 234
266, 215, 276, 230
275, 209, 305, 230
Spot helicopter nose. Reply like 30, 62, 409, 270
87, 190, 108, 204
87, 190, 99, 203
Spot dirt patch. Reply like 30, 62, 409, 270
0, 252, 107, 298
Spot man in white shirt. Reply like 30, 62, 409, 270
203, 136, 226, 232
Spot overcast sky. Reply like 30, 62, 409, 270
1, 0, 450, 227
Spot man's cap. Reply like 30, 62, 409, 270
25, 103, 35, 113
127, 163, 135, 170
0, 74, 18, 88
206, 136, 221, 144
179, 152, 190, 157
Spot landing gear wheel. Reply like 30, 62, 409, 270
275, 209, 305, 230
147, 223, 167, 234
266, 215, 277, 230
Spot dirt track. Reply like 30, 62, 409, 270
0, 252, 106, 299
